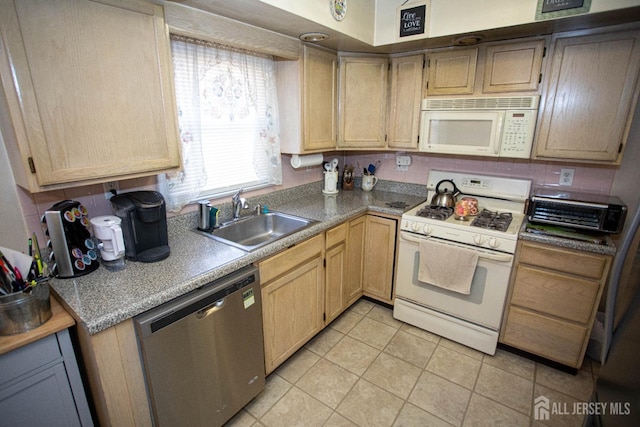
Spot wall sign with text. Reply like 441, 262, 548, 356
535, 0, 591, 20
397, 1, 430, 41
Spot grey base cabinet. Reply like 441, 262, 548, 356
0, 329, 92, 427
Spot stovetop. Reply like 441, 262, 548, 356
401, 170, 531, 254
402, 201, 525, 253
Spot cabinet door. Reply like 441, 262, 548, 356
325, 241, 347, 324
345, 216, 365, 306
388, 55, 423, 150
0, 363, 82, 427
304, 46, 338, 151
425, 48, 477, 96
534, 28, 640, 163
483, 39, 545, 93
362, 215, 397, 303
0, 0, 180, 189
261, 257, 324, 374
338, 56, 388, 148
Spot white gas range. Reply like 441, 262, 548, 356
394, 170, 531, 355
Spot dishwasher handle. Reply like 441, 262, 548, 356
196, 298, 226, 319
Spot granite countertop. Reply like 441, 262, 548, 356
50, 181, 426, 335
518, 221, 617, 256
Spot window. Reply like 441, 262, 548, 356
159, 36, 282, 212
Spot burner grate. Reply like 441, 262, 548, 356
470, 209, 513, 232
416, 205, 454, 221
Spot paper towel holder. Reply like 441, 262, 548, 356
290, 154, 324, 169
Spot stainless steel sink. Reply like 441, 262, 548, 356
197, 212, 317, 251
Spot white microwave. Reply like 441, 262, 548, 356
419, 96, 540, 159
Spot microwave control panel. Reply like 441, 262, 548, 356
499, 110, 537, 158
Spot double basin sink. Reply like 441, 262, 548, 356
197, 212, 317, 252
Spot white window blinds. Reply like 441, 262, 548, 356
159, 36, 282, 212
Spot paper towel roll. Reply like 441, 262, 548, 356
290, 154, 324, 169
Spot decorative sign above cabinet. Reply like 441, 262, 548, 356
535, 0, 591, 20
397, 1, 430, 41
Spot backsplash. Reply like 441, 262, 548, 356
344, 152, 617, 194
16, 152, 616, 245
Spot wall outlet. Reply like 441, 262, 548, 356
396, 154, 411, 172
103, 181, 119, 199
559, 168, 575, 186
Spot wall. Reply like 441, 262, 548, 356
0, 130, 28, 251
11, 153, 324, 246
344, 152, 617, 194
9, 144, 621, 249
375, 0, 640, 46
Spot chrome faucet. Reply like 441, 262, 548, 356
232, 188, 248, 220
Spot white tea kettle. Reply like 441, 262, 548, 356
90, 215, 126, 271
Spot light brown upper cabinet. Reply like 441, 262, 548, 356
425, 48, 478, 96
424, 37, 547, 98
278, 46, 338, 154
338, 56, 388, 149
534, 26, 640, 164
388, 55, 424, 150
482, 39, 545, 93
0, 0, 181, 192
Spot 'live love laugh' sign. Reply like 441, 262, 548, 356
399, 3, 426, 38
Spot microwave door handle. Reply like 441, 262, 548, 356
495, 113, 504, 155
400, 231, 513, 263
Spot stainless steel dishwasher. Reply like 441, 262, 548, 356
134, 265, 265, 427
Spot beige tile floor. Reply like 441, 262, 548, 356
227, 299, 598, 427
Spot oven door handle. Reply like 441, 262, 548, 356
400, 231, 513, 263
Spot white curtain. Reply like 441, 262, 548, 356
159, 36, 282, 212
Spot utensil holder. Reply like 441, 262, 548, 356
0, 281, 52, 335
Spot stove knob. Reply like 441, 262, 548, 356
488, 237, 499, 248
422, 224, 432, 234
411, 222, 420, 232
473, 235, 484, 245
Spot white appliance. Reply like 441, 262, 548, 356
419, 96, 540, 158
393, 170, 531, 355
90, 215, 125, 271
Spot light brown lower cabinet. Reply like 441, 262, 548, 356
345, 216, 365, 306
260, 213, 399, 373
362, 214, 398, 303
500, 240, 611, 368
259, 235, 324, 374
325, 222, 348, 324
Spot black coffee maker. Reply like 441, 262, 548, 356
110, 191, 170, 262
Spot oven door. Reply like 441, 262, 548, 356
395, 231, 514, 329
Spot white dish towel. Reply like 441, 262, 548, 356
418, 239, 479, 295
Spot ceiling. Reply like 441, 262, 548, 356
165, 1, 640, 53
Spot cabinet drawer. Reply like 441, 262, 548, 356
326, 223, 347, 248
511, 265, 599, 323
0, 334, 62, 386
259, 234, 323, 283
502, 307, 586, 368
519, 242, 609, 279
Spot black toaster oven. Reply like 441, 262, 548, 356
527, 188, 627, 234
